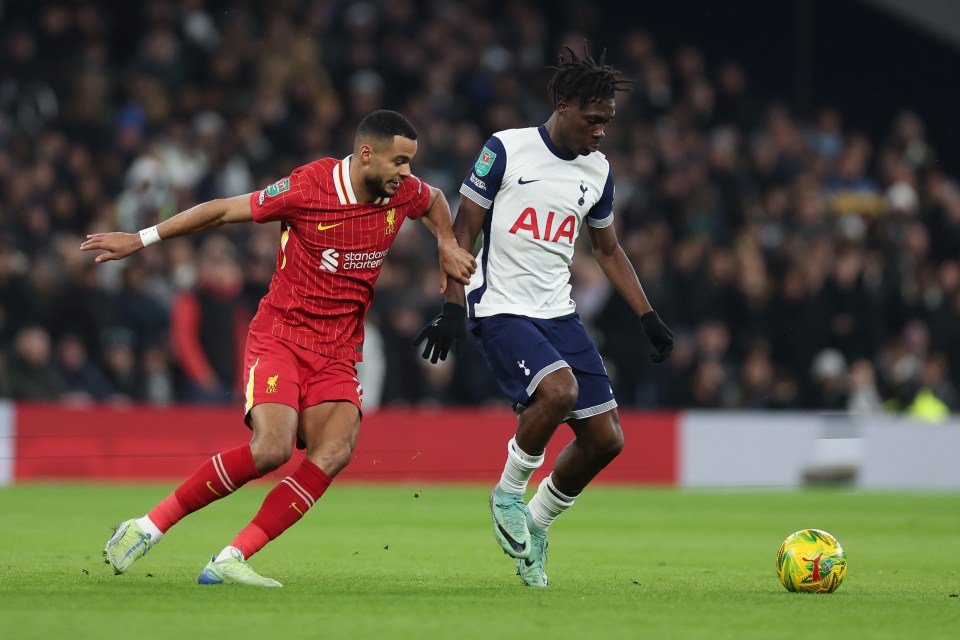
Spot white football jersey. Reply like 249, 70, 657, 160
459, 126, 615, 319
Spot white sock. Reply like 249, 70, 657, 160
215, 545, 242, 562
528, 474, 576, 532
135, 515, 163, 544
497, 437, 544, 495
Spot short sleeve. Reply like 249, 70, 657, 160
250, 167, 313, 223
459, 136, 507, 210
586, 168, 615, 228
404, 176, 432, 220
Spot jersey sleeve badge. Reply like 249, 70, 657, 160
258, 177, 292, 206
474, 147, 497, 177
265, 177, 291, 197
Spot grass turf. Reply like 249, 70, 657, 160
0, 483, 957, 639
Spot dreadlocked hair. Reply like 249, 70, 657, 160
547, 44, 632, 108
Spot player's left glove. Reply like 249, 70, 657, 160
411, 302, 467, 364
640, 310, 674, 363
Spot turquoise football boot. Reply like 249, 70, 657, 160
516, 514, 548, 587
490, 485, 531, 559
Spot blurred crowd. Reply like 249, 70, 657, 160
1, 0, 958, 419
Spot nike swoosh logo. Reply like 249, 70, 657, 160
524, 557, 535, 567
290, 502, 303, 516
317, 222, 342, 231
517, 177, 540, 185
496, 521, 527, 554
206, 481, 221, 497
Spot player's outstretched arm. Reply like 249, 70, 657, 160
421, 186, 476, 291
80, 194, 254, 263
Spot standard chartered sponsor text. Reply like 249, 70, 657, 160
343, 249, 388, 270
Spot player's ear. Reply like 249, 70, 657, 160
556, 99, 569, 114
357, 142, 374, 165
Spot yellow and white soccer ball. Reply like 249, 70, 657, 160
776, 528, 847, 593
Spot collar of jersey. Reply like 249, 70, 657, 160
334, 155, 390, 206
538, 125, 579, 161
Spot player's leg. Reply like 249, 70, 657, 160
103, 413, 288, 576
529, 408, 624, 531
104, 439, 270, 574
520, 411, 622, 587
105, 334, 298, 576
491, 367, 579, 558
527, 316, 620, 527
515, 368, 579, 455
520, 316, 619, 587
225, 401, 357, 560
475, 315, 577, 560
552, 408, 624, 491
199, 402, 358, 587
197, 402, 299, 587
200, 356, 362, 587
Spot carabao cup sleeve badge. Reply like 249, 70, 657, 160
474, 147, 497, 177
265, 177, 291, 197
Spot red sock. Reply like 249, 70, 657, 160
148, 445, 260, 533
231, 459, 332, 559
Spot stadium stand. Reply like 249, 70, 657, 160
1, 0, 958, 417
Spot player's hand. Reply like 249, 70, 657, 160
80, 232, 143, 263
411, 302, 467, 364
438, 239, 476, 292
640, 310, 674, 363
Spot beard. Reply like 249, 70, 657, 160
363, 174, 394, 199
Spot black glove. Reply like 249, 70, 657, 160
411, 302, 467, 364
640, 310, 674, 363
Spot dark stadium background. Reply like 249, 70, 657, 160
2, 0, 960, 413
4, 0, 956, 170
607, 0, 960, 174
6, 0, 957, 170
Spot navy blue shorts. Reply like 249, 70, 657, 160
469, 313, 617, 419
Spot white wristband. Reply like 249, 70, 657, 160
139, 225, 161, 247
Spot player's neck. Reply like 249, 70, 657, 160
352, 183, 376, 204
543, 113, 571, 155
348, 160, 377, 204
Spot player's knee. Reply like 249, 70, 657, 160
539, 374, 579, 412
249, 438, 293, 474
587, 420, 624, 464
598, 429, 624, 461
310, 443, 353, 477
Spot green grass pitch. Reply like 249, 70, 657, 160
1, 483, 957, 639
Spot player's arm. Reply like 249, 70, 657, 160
81, 194, 253, 263
421, 186, 477, 290
587, 223, 674, 363
413, 137, 500, 363
411, 195, 488, 363
587, 224, 653, 316
442, 195, 487, 307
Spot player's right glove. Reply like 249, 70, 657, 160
411, 302, 467, 364
640, 310, 674, 363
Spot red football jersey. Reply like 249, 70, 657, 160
248, 155, 431, 361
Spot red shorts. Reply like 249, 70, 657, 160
242, 330, 363, 419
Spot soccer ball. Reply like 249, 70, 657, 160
776, 528, 847, 593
